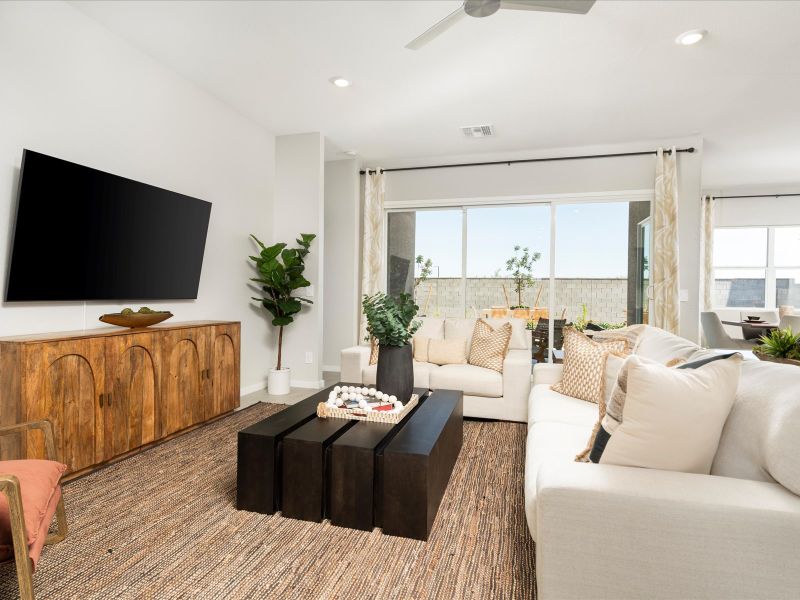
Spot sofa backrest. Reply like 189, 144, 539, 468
441, 317, 530, 351
416, 317, 445, 340
635, 326, 700, 364
711, 359, 800, 496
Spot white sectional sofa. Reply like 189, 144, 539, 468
526, 325, 800, 600
341, 317, 532, 422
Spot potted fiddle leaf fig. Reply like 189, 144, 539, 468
362, 291, 421, 403
249, 233, 316, 395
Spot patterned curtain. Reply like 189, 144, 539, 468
652, 148, 680, 334
701, 195, 715, 311
360, 170, 385, 342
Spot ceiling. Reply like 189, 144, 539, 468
71, 0, 800, 188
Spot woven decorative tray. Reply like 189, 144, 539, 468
317, 394, 419, 424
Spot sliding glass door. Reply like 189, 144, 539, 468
386, 197, 650, 362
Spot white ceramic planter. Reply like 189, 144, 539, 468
268, 368, 291, 395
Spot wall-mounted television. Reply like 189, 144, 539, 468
6, 150, 212, 301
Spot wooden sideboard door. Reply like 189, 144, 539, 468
23, 339, 106, 473
161, 328, 209, 436
104, 333, 161, 458
207, 324, 240, 419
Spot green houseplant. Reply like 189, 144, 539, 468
249, 232, 316, 394
755, 327, 800, 366
362, 291, 421, 402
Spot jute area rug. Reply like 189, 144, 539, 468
0, 402, 536, 599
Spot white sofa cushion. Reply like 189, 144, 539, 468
524, 421, 591, 540
599, 354, 742, 474
527, 384, 598, 430
635, 326, 699, 364
429, 363, 503, 398
363, 360, 439, 389
416, 317, 445, 340
444, 318, 477, 351
713, 359, 800, 494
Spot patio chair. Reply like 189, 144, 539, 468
778, 314, 800, 331
531, 318, 567, 363
0, 420, 68, 600
701, 312, 756, 350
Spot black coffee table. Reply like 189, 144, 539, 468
236, 384, 463, 540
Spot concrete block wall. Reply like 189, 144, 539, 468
415, 277, 628, 324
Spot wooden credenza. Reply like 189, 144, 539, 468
0, 320, 240, 478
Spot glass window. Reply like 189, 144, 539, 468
554, 202, 640, 328
713, 268, 766, 308
776, 268, 800, 308
775, 227, 800, 267
465, 205, 550, 319
386, 209, 463, 317
713, 228, 768, 268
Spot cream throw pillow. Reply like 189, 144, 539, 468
413, 335, 431, 362
599, 353, 742, 474
468, 319, 512, 373
428, 338, 467, 365
552, 328, 626, 404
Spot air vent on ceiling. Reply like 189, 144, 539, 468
461, 124, 495, 138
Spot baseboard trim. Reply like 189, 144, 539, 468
240, 382, 266, 396
322, 365, 341, 373
292, 379, 325, 389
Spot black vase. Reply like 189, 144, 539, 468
376, 343, 414, 402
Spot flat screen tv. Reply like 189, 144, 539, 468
6, 150, 212, 301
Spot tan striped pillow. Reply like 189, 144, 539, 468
552, 328, 627, 404
468, 319, 512, 373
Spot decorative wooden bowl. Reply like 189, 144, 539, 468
99, 311, 173, 328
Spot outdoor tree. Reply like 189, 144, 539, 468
414, 255, 433, 288
505, 245, 541, 308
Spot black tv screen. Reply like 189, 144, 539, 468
6, 150, 212, 301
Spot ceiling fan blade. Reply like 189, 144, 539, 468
405, 6, 467, 50
499, 0, 595, 14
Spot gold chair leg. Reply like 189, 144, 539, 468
45, 494, 68, 545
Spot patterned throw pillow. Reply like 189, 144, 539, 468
590, 324, 646, 354
369, 338, 379, 365
468, 319, 512, 373
552, 328, 627, 404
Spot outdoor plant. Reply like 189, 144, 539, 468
757, 327, 800, 360
414, 255, 434, 289
249, 233, 316, 370
362, 291, 421, 347
505, 245, 541, 308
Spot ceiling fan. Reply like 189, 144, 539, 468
405, 0, 596, 50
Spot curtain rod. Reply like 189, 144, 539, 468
713, 193, 800, 200
359, 147, 695, 175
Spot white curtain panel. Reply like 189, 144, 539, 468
701, 195, 715, 311
360, 170, 385, 342
652, 147, 680, 334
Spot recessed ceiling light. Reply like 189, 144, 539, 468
330, 76, 351, 88
343, 150, 358, 156
675, 29, 707, 46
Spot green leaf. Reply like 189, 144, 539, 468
272, 316, 293, 327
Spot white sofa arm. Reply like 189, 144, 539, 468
536, 461, 800, 600
501, 349, 532, 416
532, 363, 563, 386
340, 345, 369, 384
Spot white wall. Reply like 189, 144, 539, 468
273, 133, 324, 387
323, 158, 360, 370
376, 138, 704, 342
0, 1, 275, 394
